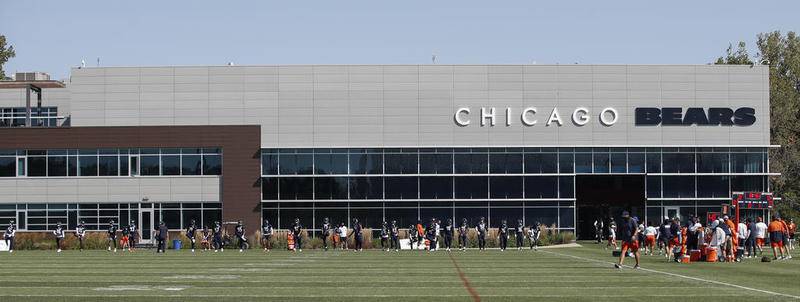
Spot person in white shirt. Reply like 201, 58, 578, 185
709, 220, 726, 261
737, 220, 749, 261
644, 223, 658, 255
337, 223, 348, 250
755, 217, 768, 255
606, 218, 617, 250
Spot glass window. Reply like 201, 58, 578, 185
17, 157, 25, 176
525, 153, 557, 174
98, 156, 119, 176
349, 177, 383, 199
349, 153, 383, 174
202, 154, 222, 175
610, 153, 626, 173
628, 153, 645, 173
697, 153, 729, 173
731, 176, 765, 192
162, 210, 181, 229
454, 153, 488, 174
558, 152, 574, 173
181, 155, 201, 175
261, 178, 279, 200
697, 176, 729, 198
139, 155, 159, 176
575, 153, 592, 173
314, 177, 348, 200
489, 176, 523, 199
79, 156, 98, 176
419, 154, 453, 174
119, 155, 129, 176
646, 176, 661, 198
384, 177, 418, 199
384, 153, 418, 174
261, 153, 279, 175
559, 176, 574, 198
663, 176, 695, 198
161, 155, 180, 176
350, 207, 384, 229
314, 154, 348, 175
593, 153, 610, 173
0, 157, 14, 177
490, 153, 522, 174
662, 153, 695, 173
419, 176, 453, 199
182, 210, 202, 228
731, 153, 765, 173
455, 205, 488, 226
560, 207, 575, 228
646, 152, 661, 173
279, 154, 313, 175
47, 156, 67, 177
27, 156, 46, 176
203, 209, 221, 228
524, 176, 558, 198
279, 177, 313, 200
454, 176, 488, 199
525, 207, 558, 227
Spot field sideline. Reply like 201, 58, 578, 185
0, 242, 798, 302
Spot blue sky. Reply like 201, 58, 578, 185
1, 0, 798, 79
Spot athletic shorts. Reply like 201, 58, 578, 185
770, 232, 784, 248
669, 237, 680, 247
756, 238, 765, 246
120, 236, 129, 244
645, 235, 656, 245
621, 240, 639, 252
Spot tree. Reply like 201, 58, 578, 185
0, 35, 15, 79
716, 31, 800, 220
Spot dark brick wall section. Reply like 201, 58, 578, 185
0, 125, 262, 230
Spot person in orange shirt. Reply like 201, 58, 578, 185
723, 216, 738, 262
768, 216, 786, 260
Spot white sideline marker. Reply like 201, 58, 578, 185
540, 249, 800, 300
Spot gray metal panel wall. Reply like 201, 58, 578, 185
66, 64, 770, 147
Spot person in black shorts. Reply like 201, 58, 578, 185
515, 219, 525, 251
75, 221, 87, 251
321, 217, 331, 251
235, 221, 249, 252
291, 218, 303, 252
615, 211, 641, 269
380, 221, 390, 251
425, 218, 438, 252
408, 223, 418, 250
390, 220, 400, 252
156, 221, 168, 253
213, 221, 223, 252
186, 219, 198, 252
476, 217, 487, 251
128, 220, 138, 251
107, 220, 118, 252
261, 219, 273, 252
52, 222, 65, 253
498, 219, 509, 251
458, 218, 468, 251
352, 218, 364, 252
443, 218, 454, 252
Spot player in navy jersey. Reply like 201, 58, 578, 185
321, 217, 331, 251
498, 220, 509, 251
261, 219, 273, 252
128, 220, 138, 251
52, 222, 65, 253
390, 220, 400, 252
107, 220, 118, 252
75, 221, 87, 251
515, 220, 525, 250
443, 218, 454, 252
476, 217, 487, 251
458, 218, 469, 251
213, 221, 224, 252
186, 220, 198, 252
380, 221, 390, 251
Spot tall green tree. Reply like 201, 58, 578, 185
716, 31, 800, 220
0, 35, 15, 79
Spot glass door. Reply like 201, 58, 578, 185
665, 207, 680, 221
139, 208, 154, 245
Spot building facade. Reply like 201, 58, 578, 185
0, 65, 774, 240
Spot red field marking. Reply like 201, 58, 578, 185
448, 253, 481, 302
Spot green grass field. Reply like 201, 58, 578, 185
1, 242, 798, 301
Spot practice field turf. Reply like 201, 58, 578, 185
0, 242, 798, 302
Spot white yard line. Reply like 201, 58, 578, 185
540, 249, 800, 300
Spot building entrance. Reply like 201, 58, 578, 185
576, 175, 645, 240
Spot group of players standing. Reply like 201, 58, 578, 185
4, 216, 545, 252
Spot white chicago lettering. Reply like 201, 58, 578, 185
454, 107, 470, 126
481, 107, 496, 127
546, 108, 563, 126
521, 107, 537, 126
572, 107, 590, 126
600, 107, 618, 126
